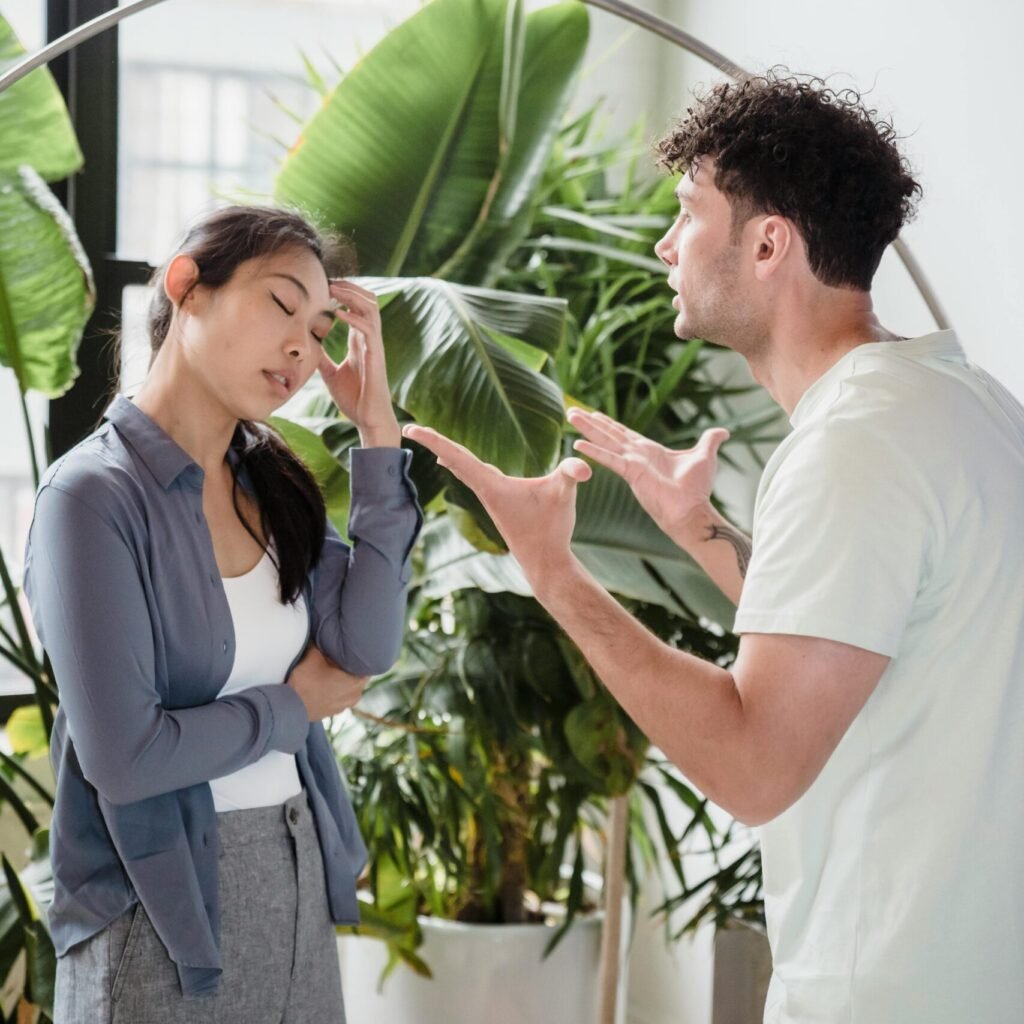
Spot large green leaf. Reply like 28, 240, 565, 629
0, 166, 95, 396
363, 276, 567, 476
435, 2, 590, 284
0, 14, 82, 181
415, 465, 737, 629
0, 851, 54, 1017
269, 415, 352, 539
274, 0, 588, 281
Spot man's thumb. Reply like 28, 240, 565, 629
559, 457, 593, 485
696, 427, 730, 457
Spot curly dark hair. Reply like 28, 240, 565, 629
656, 68, 922, 291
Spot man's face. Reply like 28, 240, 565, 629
654, 159, 763, 355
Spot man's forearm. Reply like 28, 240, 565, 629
667, 504, 751, 606
530, 553, 752, 816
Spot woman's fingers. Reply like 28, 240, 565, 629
318, 347, 338, 375
329, 281, 380, 317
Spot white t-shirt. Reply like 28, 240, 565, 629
209, 544, 308, 812
733, 330, 1024, 1023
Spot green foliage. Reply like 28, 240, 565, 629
0, 16, 81, 181
0, 12, 90, 1018
0, 833, 54, 1024
270, 0, 774, 979
274, 0, 588, 283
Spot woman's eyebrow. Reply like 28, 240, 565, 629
268, 272, 334, 322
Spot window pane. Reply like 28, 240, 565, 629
116, 0, 420, 264
3, 0, 45, 52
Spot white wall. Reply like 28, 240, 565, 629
655, 0, 1024, 402
586, 3, 1024, 1022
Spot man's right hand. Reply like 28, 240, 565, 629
566, 407, 729, 539
286, 644, 369, 721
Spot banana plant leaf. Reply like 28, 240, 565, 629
0, 13, 82, 181
0, 166, 95, 396
360, 276, 568, 476
273, 0, 588, 283
268, 415, 353, 539
414, 465, 737, 630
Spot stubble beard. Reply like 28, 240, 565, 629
674, 244, 768, 361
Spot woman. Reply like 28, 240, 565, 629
22, 205, 422, 1022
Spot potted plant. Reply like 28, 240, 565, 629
0, 10, 95, 1023
268, 2, 784, 1017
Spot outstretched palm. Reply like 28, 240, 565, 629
401, 424, 592, 580
567, 408, 729, 536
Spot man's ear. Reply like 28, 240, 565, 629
163, 254, 201, 309
751, 215, 794, 281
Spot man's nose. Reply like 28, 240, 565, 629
654, 231, 675, 268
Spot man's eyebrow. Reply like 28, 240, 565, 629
267, 272, 334, 322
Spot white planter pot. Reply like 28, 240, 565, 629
338, 912, 628, 1024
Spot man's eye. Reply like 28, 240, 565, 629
270, 293, 294, 315
312, 334, 325, 345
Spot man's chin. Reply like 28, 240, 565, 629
674, 313, 706, 343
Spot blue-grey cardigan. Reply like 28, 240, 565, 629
22, 394, 423, 997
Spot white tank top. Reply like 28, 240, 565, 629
209, 543, 307, 812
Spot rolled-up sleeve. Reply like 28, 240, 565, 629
23, 484, 310, 806
312, 446, 422, 676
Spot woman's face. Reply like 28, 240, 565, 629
170, 246, 335, 421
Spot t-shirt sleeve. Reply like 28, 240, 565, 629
733, 417, 936, 657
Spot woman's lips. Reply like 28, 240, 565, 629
263, 370, 290, 398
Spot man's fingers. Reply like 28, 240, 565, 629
402, 424, 495, 487
557, 456, 592, 485
572, 438, 629, 478
566, 408, 628, 452
694, 427, 731, 456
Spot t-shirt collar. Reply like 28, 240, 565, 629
789, 329, 964, 430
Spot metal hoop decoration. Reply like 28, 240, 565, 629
0, 0, 949, 329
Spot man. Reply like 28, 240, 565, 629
405, 71, 1024, 1022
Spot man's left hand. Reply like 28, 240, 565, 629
401, 424, 592, 580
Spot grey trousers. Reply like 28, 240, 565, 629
53, 789, 346, 1024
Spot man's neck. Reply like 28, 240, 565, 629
746, 289, 904, 416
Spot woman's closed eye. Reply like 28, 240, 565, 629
270, 291, 295, 316
271, 292, 326, 344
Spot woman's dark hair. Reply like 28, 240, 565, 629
656, 68, 922, 291
147, 205, 357, 604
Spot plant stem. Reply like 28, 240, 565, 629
598, 794, 628, 1024
19, 389, 40, 492
0, 751, 54, 807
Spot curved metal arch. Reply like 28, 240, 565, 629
0, 0, 949, 329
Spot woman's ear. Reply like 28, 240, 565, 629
163, 254, 200, 309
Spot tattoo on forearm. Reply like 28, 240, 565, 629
706, 524, 752, 578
